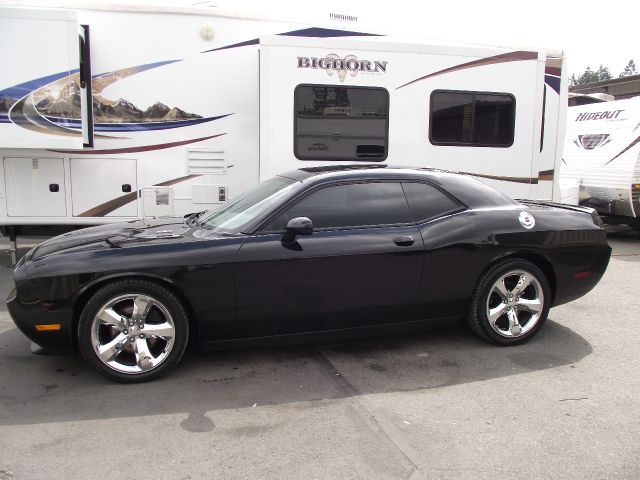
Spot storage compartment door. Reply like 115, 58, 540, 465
4, 157, 67, 217
70, 158, 138, 217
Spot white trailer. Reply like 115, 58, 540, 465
560, 97, 640, 225
0, 2, 567, 243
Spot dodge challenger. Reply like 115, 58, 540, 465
7, 165, 611, 382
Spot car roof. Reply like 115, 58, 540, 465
277, 164, 518, 209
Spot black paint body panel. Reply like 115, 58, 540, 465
6, 166, 611, 351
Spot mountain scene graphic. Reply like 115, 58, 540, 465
0, 94, 17, 115
32, 79, 202, 123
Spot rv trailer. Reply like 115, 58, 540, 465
560, 97, 640, 226
0, 2, 567, 257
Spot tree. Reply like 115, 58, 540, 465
569, 64, 613, 86
619, 59, 637, 77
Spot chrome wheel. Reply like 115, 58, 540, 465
485, 269, 544, 338
90, 294, 176, 374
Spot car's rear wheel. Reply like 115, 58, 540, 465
78, 279, 189, 382
468, 259, 551, 345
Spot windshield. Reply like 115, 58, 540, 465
198, 176, 299, 232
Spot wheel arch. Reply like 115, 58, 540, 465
489, 251, 557, 305
71, 273, 197, 351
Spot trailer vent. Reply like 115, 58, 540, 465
186, 148, 227, 174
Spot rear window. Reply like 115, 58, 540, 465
401, 182, 462, 222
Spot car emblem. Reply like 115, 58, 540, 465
519, 211, 535, 229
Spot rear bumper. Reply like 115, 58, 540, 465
7, 287, 75, 351
551, 244, 612, 307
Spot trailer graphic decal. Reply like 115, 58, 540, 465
43, 113, 232, 133
47, 132, 227, 155
396, 51, 538, 89
0, 68, 81, 123
602, 134, 640, 167
544, 56, 562, 94
297, 54, 388, 81
201, 27, 381, 54
573, 134, 612, 150
459, 169, 554, 184
1, 59, 232, 139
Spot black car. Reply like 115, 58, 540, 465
7, 165, 611, 382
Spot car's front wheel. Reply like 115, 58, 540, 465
468, 259, 551, 345
78, 279, 189, 382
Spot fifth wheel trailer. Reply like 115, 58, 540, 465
560, 97, 640, 226
0, 2, 567, 243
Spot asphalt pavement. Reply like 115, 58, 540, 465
0, 232, 638, 480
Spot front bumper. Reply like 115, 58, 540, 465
7, 286, 75, 351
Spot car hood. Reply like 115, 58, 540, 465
29, 218, 217, 260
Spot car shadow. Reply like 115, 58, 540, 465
0, 318, 591, 429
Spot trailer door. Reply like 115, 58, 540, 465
3, 157, 67, 217
70, 158, 138, 217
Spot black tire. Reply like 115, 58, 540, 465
468, 259, 551, 345
78, 279, 189, 383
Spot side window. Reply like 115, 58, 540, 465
401, 182, 462, 223
265, 182, 411, 231
430, 90, 515, 147
294, 85, 389, 161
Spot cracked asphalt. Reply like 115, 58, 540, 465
0, 232, 638, 479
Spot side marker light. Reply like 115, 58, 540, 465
35, 324, 62, 332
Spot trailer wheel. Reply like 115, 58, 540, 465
78, 279, 189, 382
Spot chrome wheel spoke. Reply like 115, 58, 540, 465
507, 308, 523, 336
492, 279, 509, 301
134, 337, 154, 371
97, 308, 126, 331
142, 322, 174, 339
513, 273, 533, 296
517, 297, 543, 314
488, 303, 508, 325
132, 295, 152, 320
97, 333, 127, 362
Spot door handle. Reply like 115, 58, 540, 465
393, 235, 415, 247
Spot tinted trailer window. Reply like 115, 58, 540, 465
430, 90, 515, 147
294, 85, 389, 161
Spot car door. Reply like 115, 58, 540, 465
234, 180, 425, 337
400, 181, 475, 320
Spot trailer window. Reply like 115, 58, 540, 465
294, 85, 389, 161
430, 90, 515, 147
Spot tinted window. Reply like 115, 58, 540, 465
401, 182, 462, 222
430, 90, 515, 147
265, 182, 411, 230
295, 85, 389, 161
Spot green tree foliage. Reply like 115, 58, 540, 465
619, 59, 637, 77
569, 64, 613, 86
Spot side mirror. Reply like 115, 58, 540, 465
282, 217, 313, 245
286, 217, 313, 235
